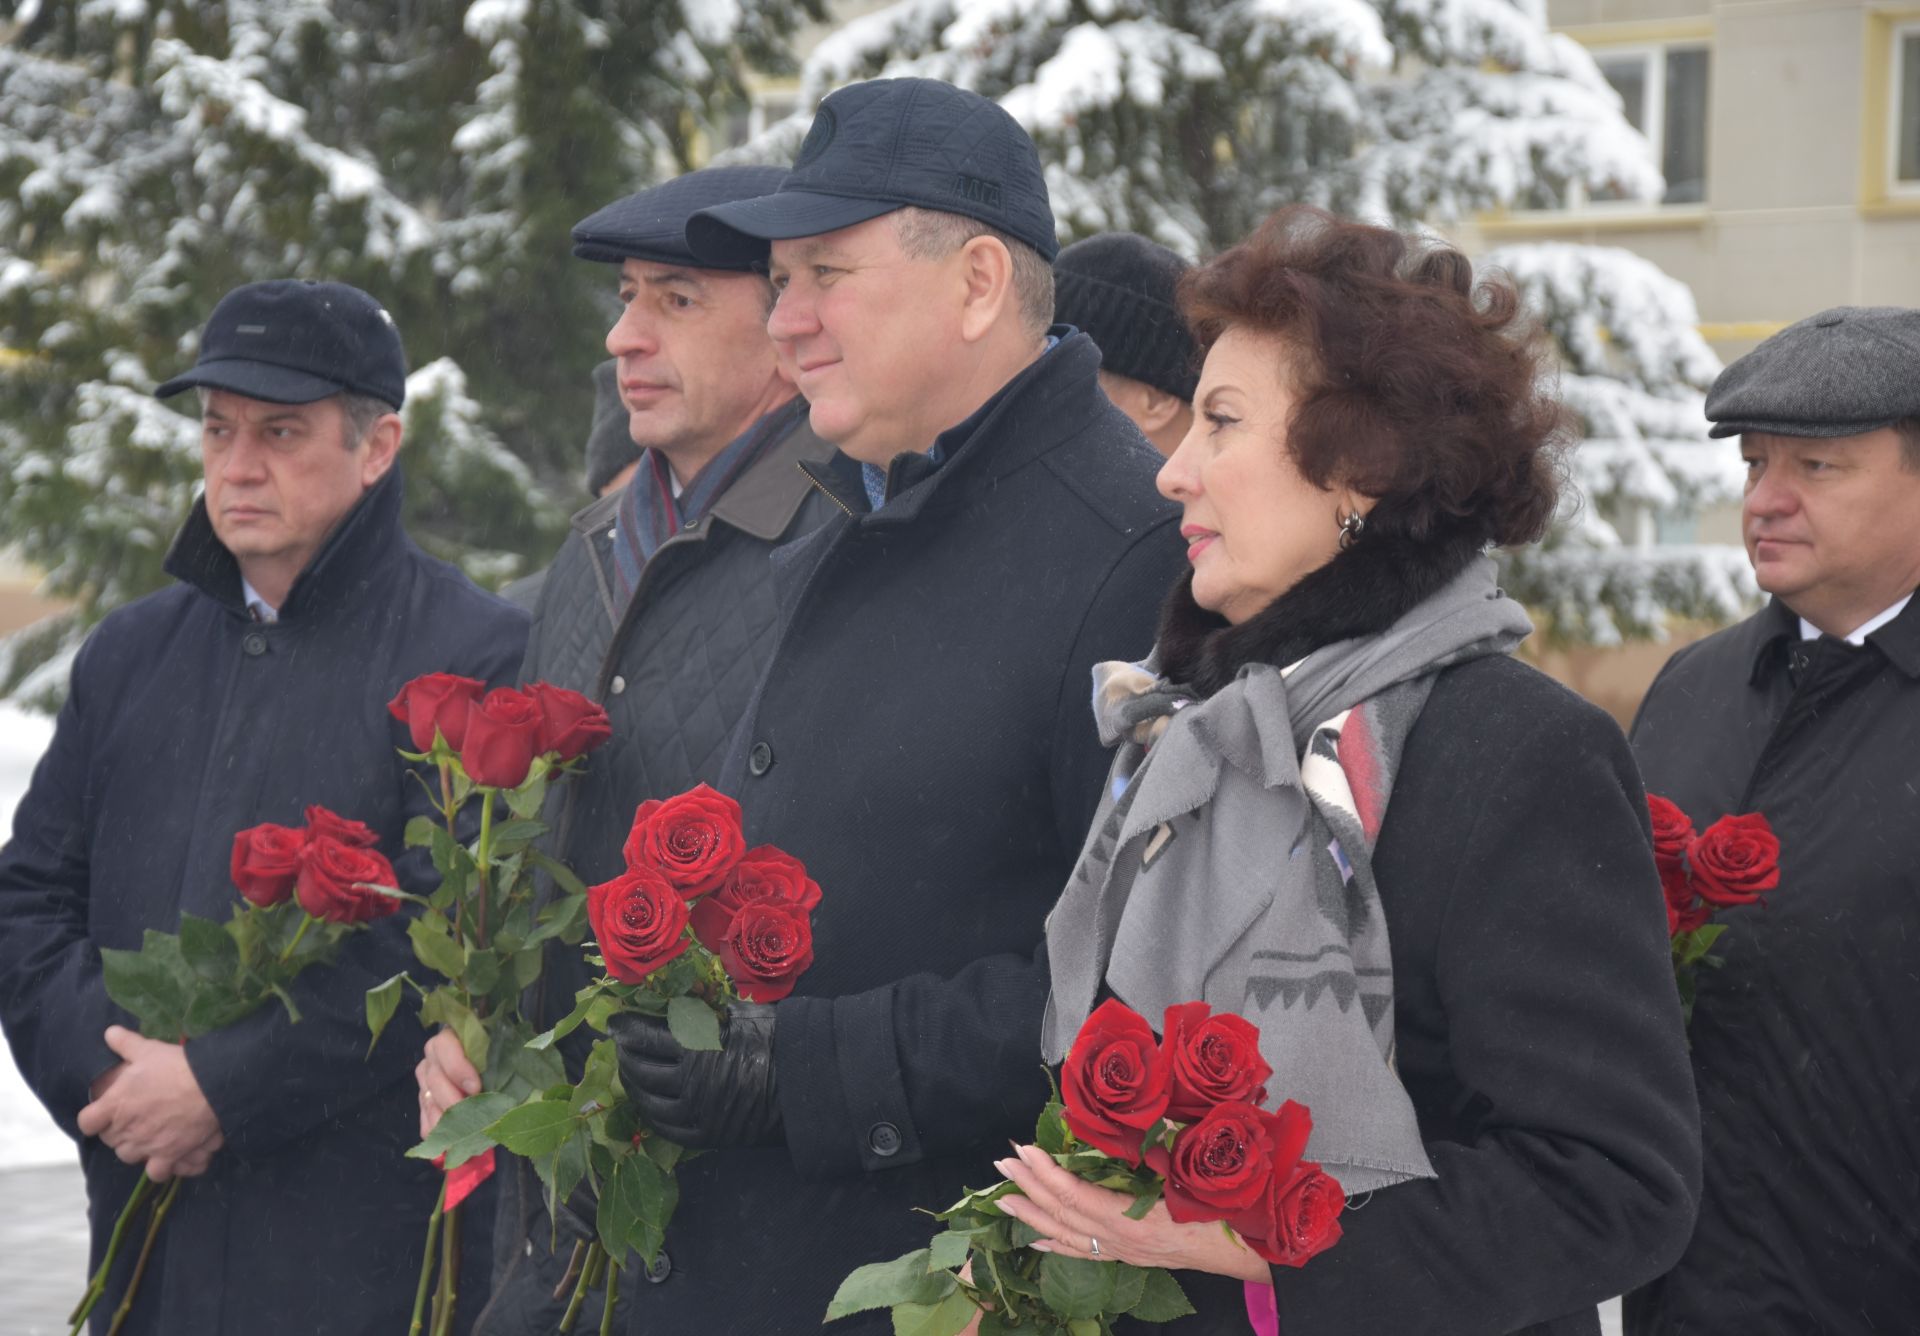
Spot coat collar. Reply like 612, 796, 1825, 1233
163, 466, 408, 623
796, 328, 1104, 527
1745, 592, 1920, 684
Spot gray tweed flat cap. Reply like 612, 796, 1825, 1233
1706, 305, 1920, 438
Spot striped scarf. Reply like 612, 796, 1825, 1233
609, 398, 806, 599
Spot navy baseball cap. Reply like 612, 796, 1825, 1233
686, 78, 1059, 267
156, 280, 407, 409
572, 165, 790, 269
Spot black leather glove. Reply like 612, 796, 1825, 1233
609, 1002, 783, 1149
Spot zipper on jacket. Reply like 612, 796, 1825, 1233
799, 460, 859, 519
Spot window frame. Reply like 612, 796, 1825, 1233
1887, 19, 1920, 196
1559, 38, 1711, 213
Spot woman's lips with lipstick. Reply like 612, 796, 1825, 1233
1181, 524, 1217, 561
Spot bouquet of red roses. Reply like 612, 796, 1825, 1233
828, 998, 1345, 1335
411, 783, 818, 1333
367, 673, 612, 1336
71, 806, 401, 1335
1647, 795, 1781, 1022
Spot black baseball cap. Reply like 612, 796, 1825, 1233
572, 165, 790, 270
686, 78, 1059, 267
156, 280, 407, 409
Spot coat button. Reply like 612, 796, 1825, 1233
747, 741, 774, 777
645, 1249, 672, 1284
242, 632, 268, 657
609, 676, 626, 695
867, 1122, 902, 1157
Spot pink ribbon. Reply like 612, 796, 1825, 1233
1244, 1281, 1280, 1336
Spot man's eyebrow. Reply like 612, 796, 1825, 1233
645, 268, 710, 292
781, 238, 843, 265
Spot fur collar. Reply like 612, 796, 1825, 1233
1156, 525, 1486, 698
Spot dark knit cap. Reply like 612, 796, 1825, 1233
1053, 233, 1198, 402
584, 359, 639, 497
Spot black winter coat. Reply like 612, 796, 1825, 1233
619, 332, 1185, 1333
1626, 596, 1920, 1335
0, 469, 527, 1334
476, 404, 838, 1334
1120, 538, 1700, 1336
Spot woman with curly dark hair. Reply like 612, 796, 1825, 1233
988, 208, 1702, 1334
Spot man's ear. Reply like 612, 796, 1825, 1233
360, 413, 404, 487
956, 234, 1016, 344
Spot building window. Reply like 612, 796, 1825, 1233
1892, 24, 1920, 188
1586, 43, 1711, 206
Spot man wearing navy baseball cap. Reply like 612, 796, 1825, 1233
603, 77, 1185, 1333
409, 166, 842, 1335
0, 279, 527, 1332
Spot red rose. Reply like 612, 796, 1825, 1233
1688, 812, 1780, 907
1247, 1161, 1346, 1268
296, 836, 402, 924
586, 867, 690, 984
1668, 897, 1712, 936
1161, 1001, 1272, 1123
1060, 999, 1172, 1166
460, 687, 544, 789
1146, 1101, 1278, 1221
690, 846, 822, 952
386, 672, 487, 753
717, 900, 815, 1002
524, 682, 612, 762
622, 784, 745, 900
229, 823, 304, 907
1646, 794, 1694, 875
303, 805, 379, 850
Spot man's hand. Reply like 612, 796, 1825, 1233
609, 1002, 783, 1148
416, 1029, 482, 1139
76, 1026, 224, 1182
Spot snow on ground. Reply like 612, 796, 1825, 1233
0, 701, 76, 1171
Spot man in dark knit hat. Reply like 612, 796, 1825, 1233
1629, 306, 1920, 1334
600, 76, 1184, 1334
412, 164, 840, 1335
1053, 232, 1198, 455
0, 280, 527, 1334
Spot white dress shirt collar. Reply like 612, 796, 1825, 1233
1799, 593, 1912, 645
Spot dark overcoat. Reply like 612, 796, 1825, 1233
476, 404, 839, 1334
1626, 596, 1920, 1334
0, 468, 527, 1333
618, 332, 1184, 1333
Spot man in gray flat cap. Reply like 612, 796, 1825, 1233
1628, 306, 1920, 1334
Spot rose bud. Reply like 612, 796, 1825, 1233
386, 672, 487, 753
459, 687, 545, 789
1687, 812, 1781, 908
296, 836, 402, 924
303, 804, 379, 850
1161, 1001, 1272, 1122
523, 682, 612, 762
587, 867, 691, 985
717, 900, 815, 1003
1646, 794, 1694, 882
690, 846, 821, 953
622, 784, 745, 900
1248, 1161, 1346, 1269
229, 823, 304, 907
1669, 897, 1712, 936
1146, 1101, 1278, 1220
1061, 998, 1173, 1166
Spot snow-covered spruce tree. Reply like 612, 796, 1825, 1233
0, 0, 815, 706
742, 0, 1750, 643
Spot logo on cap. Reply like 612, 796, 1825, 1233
952, 174, 1002, 208
796, 106, 838, 168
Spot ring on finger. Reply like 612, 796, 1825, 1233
1088, 1236, 1101, 1259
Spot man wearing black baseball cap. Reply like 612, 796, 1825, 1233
408, 166, 841, 1335
0, 279, 527, 1333
1628, 306, 1920, 1334
603, 77, 1184, 1333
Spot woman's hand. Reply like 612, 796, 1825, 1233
992, 1143, 1270, 1284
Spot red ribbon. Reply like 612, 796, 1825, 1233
434, 1146, 497, 1212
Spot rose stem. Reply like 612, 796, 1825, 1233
598, 1260, 620, 1336
68, 1171, 155, 1330
474, 786, 494, 949
408, 1179, 445, 1336
557, 1242, 602, 1332
550, 1239, 587, 1301
435, 1201, 461, 1336
277, 912, 313, 965
104, 1177, 181, 1336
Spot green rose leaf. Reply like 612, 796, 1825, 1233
598, 1146, 677, 1266
405, 815, 438, 850
666, 995, 724, 1052
407, 1090, 518, 1169
418, 989, 489, 1071
486, 1097, 579, 1158
1109, 1263, 1148, 1313
1039, 1254, 1115, 1320
1035, 1102, 1069, 1155
409, 913, 467, 982
183, 984, 260, 1037
364, 972, 410, 1055
926, 1228, 975, 1272
101, 930, 196, 1040
825, 1250, 953, 1320
891, 1288, 975, 1336
1127, 1267, 1196, 1323
177, 913, 238, 983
